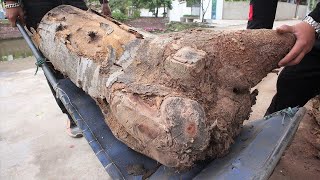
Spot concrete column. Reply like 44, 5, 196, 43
216, 0, 224, 20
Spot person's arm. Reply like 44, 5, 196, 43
278, 3, 320, 67
4, 0, 25, 26
99, 0, 111, 17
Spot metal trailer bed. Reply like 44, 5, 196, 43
17, 22, 306, 180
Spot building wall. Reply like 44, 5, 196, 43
275, 2, 308, 20
222, 1, 307, 20
216, 0, 224, 20
191, 6, 201, 16
297, 5, 308, 18
168, 1, 308, 22
169, 0, 192, 22
222, 1, 249, 20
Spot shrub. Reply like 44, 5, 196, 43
112, 11, 128, 22
132, 9, 141, 19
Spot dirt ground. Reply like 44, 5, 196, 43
270, 100, 320, 180
0, 58, 111, 180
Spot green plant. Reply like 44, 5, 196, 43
163, 22, 211, 33
112, 11, 128, 22
132, 9, 141, 19
0, 19, 10, 24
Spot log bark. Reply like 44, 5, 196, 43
35, 5, 296, 169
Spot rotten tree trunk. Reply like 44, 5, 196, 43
35, 5, 295, 169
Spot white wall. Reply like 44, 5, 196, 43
191, 6, 200, 16
297, 5, 308, 19
216, 0, 224, 20
275, 2, 295, 20
168, 1, 308, 22
169, 0, 192, 22
222, 1, 307, 20
222, 1, 248, 20
275, 2, 308, 20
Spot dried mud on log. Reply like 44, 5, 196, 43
35, 5, 296, 169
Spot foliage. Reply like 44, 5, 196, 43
132, 0, 172, 17
109, 0, 131, 14
86, 0, 172, 18
0, 19, 9, 24
309, 0, 318, 10
132, 9, 141, 18
164, 22, 211, 33
108, 0, 171, 18
112, 10, 128, 22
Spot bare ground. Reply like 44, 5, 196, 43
270, 100, 320, 180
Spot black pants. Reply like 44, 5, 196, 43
24, 0, 87, 29
247, 0, 320, 115
24, 0, 87, 123
247, 0, 278, 29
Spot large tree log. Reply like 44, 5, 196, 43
35, 5, 295, 169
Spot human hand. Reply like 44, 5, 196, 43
277, 22, 316, 67
102, 3, 111, 17
5, 1, 25, 26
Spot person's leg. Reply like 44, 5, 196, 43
265, 40, 320, 115
247, 0, 278, 29
45, 63, 83, 138
24, 0, 88, 29
23, 1, 83, 137
23, 1, 60, 30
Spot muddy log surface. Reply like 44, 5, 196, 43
35, 5, 296, 169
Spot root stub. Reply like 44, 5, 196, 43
36, 5, 296, 169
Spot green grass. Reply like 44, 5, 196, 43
0, 19, 9, 24
164, 22, 212, 33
